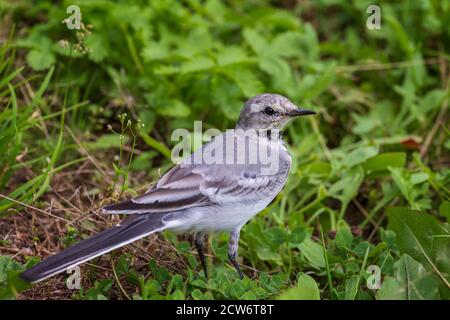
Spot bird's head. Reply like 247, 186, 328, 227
236, 93, 316, 131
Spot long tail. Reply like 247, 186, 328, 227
20, 213, 167, 284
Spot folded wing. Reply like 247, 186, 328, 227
103, 132, 284, 214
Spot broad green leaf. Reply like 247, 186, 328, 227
329, 166, 365, 209
363, 152, 406, 174
288, 226, 307, 246
0, 256, 29, 300
181, 57, 215, 74
153, 65, 179, 75
410, 172, 429, 185
264, 228, 286, 246
211, 75, 242, 120
377, 254, 439, 300
342, 146, 379, 168
156, 100, 190, 117
299, 238, 326, 268
86, 134, 129, 150
142, 42, 169, 61
256, 246, 282, 264
439, 201, 450, 221
335, 220, 353, 249
259, 55, 292, 88
387, 207, 450, 288
191, 289, 204, 300
240, 291, 257, 300
300, 62, 335, 100
86, 33, 109, 62
270, 31, 304, 58
226, 68, 264, 97
304, 161, 332, 177
389, 167, 415, 206
170, 289, 185, 300
242, 28, 268, 54
26, 49, 54, 71
419, 89, 447, 113
0, 256, 22, 283
131, 151, 157, 171
344, 275, 360, 300
228, 280, 248, 298
216, 47, 253, 67
278, 274, 320, 300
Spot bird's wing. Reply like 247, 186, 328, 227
102, 162, 275, 214
193, 162, 279, 205
103, 132, 285, 214
102, 163, 209, 214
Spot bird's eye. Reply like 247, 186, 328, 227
263, 107, 275, 116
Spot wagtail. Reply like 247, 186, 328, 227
20, 93, 316, 283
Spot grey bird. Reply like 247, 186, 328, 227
20, 93, 316, 283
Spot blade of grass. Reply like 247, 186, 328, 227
140, 132, 172, 160
319, 225, 335, 299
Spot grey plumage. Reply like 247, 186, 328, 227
20, 93, 316, 283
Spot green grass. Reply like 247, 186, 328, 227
0, 0, 449, 300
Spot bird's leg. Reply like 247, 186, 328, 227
194, 233, 208, 278
228, 229, 243, 279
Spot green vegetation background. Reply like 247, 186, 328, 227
0, 0, 449, 300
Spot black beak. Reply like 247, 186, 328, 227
288, 108, 316, 117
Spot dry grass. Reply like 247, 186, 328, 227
0, 160, 189, 300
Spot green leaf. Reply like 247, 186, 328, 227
228, 279, 247, 298
385, 14, 415, 55
0, 256, 29, 300
439, 201, 450, 221
363, 152, 406, 174
270, 31, 304, 58
142, 279, 161, 298
240, 291, 257, 300
175, 241, 190, 253
335, 220, 353, 250
0, 256, 22, 283
211, 75, 242, 120
156, 99, 191, 117
410, 172, 429, 185
86, 134, 129, 150
142, 42, 169, 62
242, 28, 268, 54
226, 68, 264, 97
191, 289, 204, 300
26, 49, 54, 71
259, 55, 292, 88
170, 289, 185, 300
131, 151, 157, 171
181, 57, 215, 74
216, 47, 253, 67
387, 207, 450, 288
299, 238, 326, 268
377, 254, 439, 300
388, 167, 414, 206
288, 226, 307, 246
264, 228, 285, 246
86, 33, 109, 62
299, 63, 335, 100
344, 275, 360, 300
329, 166, 364, 209
277, 274, 320, 300
256, 246, 282, 264
342, 146, 379, 168
419, 89, 447, 113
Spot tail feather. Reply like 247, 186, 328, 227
20, 213, 167, 284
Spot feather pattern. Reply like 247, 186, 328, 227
103, 130, 291, 215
